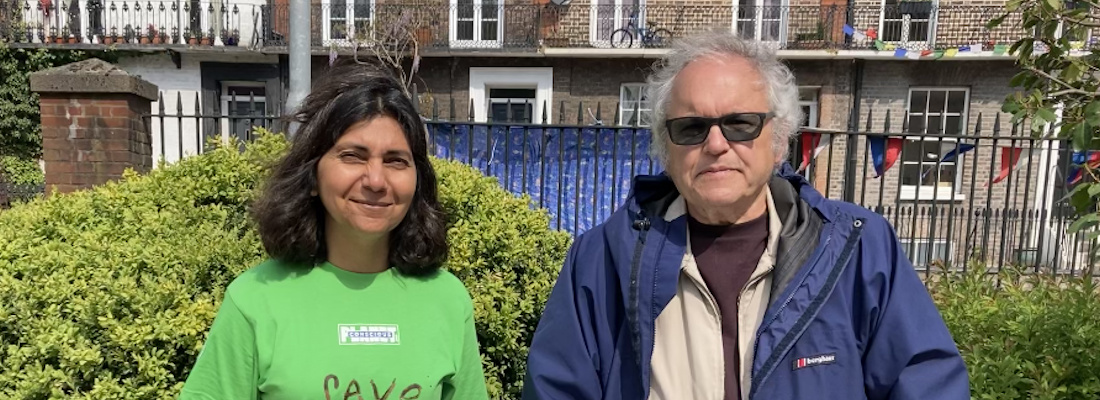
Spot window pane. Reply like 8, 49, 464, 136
799, 88, 817, 102
489, 88, 536, 99
947, 91, 966, 113
901, 164, 922, 185
354, 0, 370, 18
909, 91, 928, 113
332, 0, 347, 18
902, 139, 925, 162
927, 115, 943, 134
945, 116, 962, 135
481, 20, 498, 41
909, 21, 929, 41
937, 164, 956, 186
882, 20, 902, 41
227, 86, 266, 97
928, 90, 947, 113
622, 85, 639, 102
907, 115, 925, 134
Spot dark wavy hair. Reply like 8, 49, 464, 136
251, 60, 447, 276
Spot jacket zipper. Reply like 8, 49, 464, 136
749, 218, 865, 400
629, 213, 651, 370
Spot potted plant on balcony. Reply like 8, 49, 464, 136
201, 28, 212, 45
224, 29, 239, 46
123, 24, 135, 44
57, 27, 69, 43
141, 25, 152, 44
184, 28, 197, 45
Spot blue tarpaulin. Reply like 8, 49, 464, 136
428, 123, 662, 235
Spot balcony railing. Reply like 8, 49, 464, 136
0, 0, 262, 46
2, 2, 1088, 52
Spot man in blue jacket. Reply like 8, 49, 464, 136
521, 31, 969, 400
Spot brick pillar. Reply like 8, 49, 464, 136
29, 58, 158, 194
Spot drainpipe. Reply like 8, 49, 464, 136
286, 0, 311, 136
843, 58, 865, 202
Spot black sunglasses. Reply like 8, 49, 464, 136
664, 112, 774, 146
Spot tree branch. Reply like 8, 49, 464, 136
1026, 65, 1095, 96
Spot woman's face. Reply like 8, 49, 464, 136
316, 115, 417, 241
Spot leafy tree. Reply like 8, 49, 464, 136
989, 1, 1100, 270
0, 47, 113, 159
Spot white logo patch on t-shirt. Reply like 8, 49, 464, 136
338, 324, 400, 345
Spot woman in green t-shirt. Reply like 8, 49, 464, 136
179, 60, 490, 400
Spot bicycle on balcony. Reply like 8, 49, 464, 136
609, 9, 672, 48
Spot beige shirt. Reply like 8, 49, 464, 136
648, 189, 782, 400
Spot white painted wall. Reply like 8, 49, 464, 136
116, 52, 279, 166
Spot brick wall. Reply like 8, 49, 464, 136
414, 57, 656, 123
806, 59, 1062, 266
37, 95, 154, 193
29, 59, 158, 194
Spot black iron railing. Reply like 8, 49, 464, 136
4, 3, 1085, 52
133, 91, 1097, 276
0, 0, 261, 46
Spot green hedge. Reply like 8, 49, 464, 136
931, 266, 1100, 400
0, 131, 570, 399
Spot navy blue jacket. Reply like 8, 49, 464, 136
522, 163, 969, 400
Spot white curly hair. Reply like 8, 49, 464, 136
645, 30, 802, 166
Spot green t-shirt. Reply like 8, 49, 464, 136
179, 259, 489, 400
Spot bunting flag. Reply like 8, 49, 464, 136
874, 40, 886, 50
865, 28, 877, 39
868, 136, 904, 178
839, 24, 1001, 58
798, 131, 832, 172
945, 48, 959, 57
993, 44, 1008, 55
906, 50, 921, 60
933, 50, 945, 59
958, 45, 971, 52
920, 50, 934, 57
894, 48, 907, 58
1067, 150, 1100, 184
853, 30, 867, 41
843, 24, 855, 36
989, 146, 1033, 185
920, 142, 976, 180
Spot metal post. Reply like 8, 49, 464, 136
843, 59, 865, 202
286, 0, 311, 136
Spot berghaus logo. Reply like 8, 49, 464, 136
792, 353, 836, 370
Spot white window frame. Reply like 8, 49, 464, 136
618, 83, 652, 126
450, 0, 503, 48
899, 238, 953, 269
877, 0, 937, 46
468, 68, 553, 123
589, 0, 644, 47
218, 81, 267, 141
321, 0, 375, 46
798, 86, 820, 175
900, 87, 969, 202
732, 0, 788, 45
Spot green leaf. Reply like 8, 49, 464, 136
1068, 213, 1099, 233
1085, 101, 1100, 126
1089, 183, 1100, 197
1045, 0, 1062, 10
987, 14, 1008, 29
1072, 123, 1090, 149
1061, 62, 1082, 82
1038, 107, 1058, 123
1071, 183, 1093, 212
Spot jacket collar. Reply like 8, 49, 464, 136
627, 162, 828, 301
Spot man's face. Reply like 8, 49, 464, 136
663, 55, 777, 221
